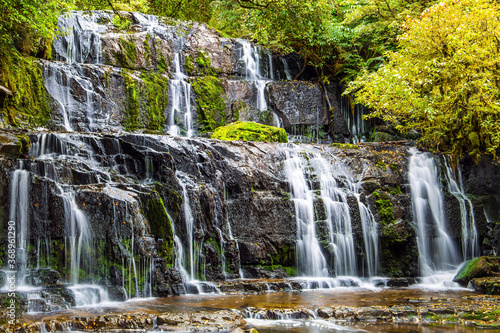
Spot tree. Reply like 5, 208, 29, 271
346, 0, 500, 162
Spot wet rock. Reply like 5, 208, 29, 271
386, 278, 410, 287
453, 256, 500, 286
470, 276, 500, 294
267, 82, 328, 129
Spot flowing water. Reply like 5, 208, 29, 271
409, 149, 462, 286
283, 148, 378, 278
167, 52, 194, 137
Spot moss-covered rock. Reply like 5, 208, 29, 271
121, 71, 168, 132
143, 194, 174, 265
0, 55, 50, 128
453, 256, 500, 286
471, 276, 500, 294
211, 121, 287, 143
192, 76, 227, 133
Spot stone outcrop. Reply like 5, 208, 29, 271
43, 11, 351, 140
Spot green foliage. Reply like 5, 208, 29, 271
347, 0, 500, 162
372, 190, 395, 225
0, 54, 51, 128
113, 14, 131, 30
122, 71, 168, 132
143, 194, 174, 264
192, 75, 227, 132
212, 121, 288, 143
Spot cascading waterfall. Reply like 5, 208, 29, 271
176, 173, 197, 280
53, 12, 107, 64
239, 40, 281, 128
284, 148, 379, 279
9, 166, 30, 284
168, 52, 194, 137
444, 159, 479, 260
284, 151, 328, 277
309, 155, 357, 277
409, 148, 460, 277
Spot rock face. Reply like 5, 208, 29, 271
43, 11, 350, 140
0, 132, 420, 304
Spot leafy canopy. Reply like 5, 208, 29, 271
346, 0, 500, 161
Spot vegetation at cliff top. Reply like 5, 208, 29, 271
1, 0, 499, 161
346, 0, 500, 162
212, 121, 288, 143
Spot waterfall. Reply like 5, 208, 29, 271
53, 12, 107, 64
9, 167, 30, 284
444, 159, 479, 260
175, 172, 197, 280
409, 148, 460, 276
239, 40, 282, 127
61, 189, 92, 285
168, 53, 194, 137
283, 149, 377, 278
284, 151, 328, 277
281, 58, 293, 80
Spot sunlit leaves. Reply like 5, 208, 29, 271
347, 0, 500, 162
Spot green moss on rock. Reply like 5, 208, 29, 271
372, 190, 395, 226
212, 121, 288, 143
453, 256, 500, 286
192, 76, 227, 133
144, 195, 174, 265
121, 71, 169, 132
117, 38, 137, 69
112, 14, 131, 31
0, 54, 50, 128
141, 72, 168, 132
331, 143, 359, 149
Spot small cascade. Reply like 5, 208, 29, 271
168, 52, 194, 137
281, 58, 293, 80
239, 40, 281, 127
53, 12, 108, 64
283, 148, 379, 278
444, 159, 479, 260
9, 167, 30, 284
409, 149, 460, 277
176, 172, 197, 280
309, 155, 357, 277
284, 151, 328, 277
334, 87, 371, 142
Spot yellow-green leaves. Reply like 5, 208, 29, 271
347, 0, 500, 162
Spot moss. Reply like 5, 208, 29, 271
453, 256, 500, 286
112, 14, 131, 31
16, 135, 30, 156
0, 54, 51, 128
143, 194, 174, 265
117, 38, 137, 69
185, 55, 194, 75
212, 121, 288, 143
372, 190, 395, 226
192, 76, 227, 132
121, 71, 169, 132
144, 33, 151, 66
122, 72, 141, 131
388, 185, 402, 195
331, 143, 359, 149
157, 53, 167, 73
140, 72, 168, 132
